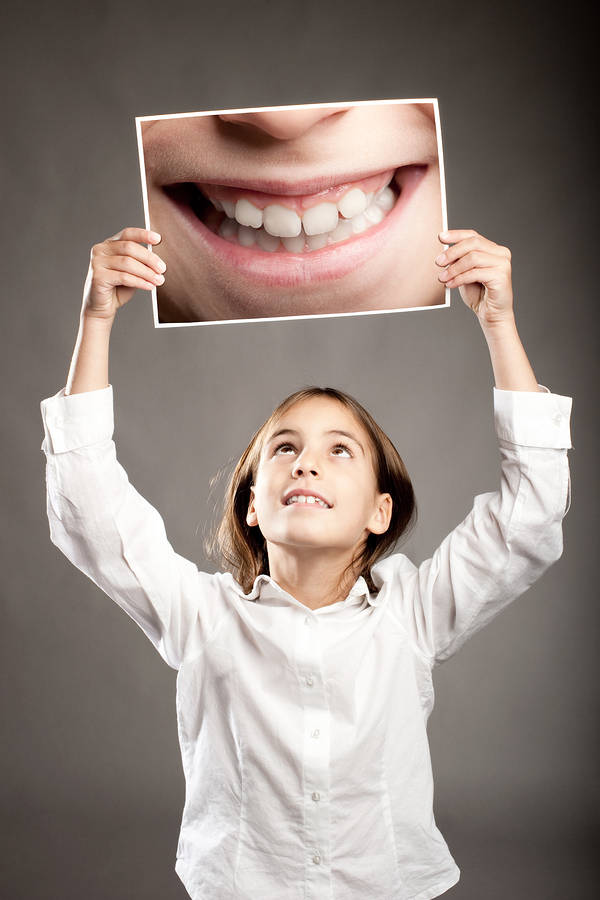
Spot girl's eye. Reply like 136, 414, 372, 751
273, 442, 296, 455
331, 444, 352, 457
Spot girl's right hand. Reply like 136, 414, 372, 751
83, 227, 166, 320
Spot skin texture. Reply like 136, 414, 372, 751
66, 224, 539, 604
139, 103, 445, 322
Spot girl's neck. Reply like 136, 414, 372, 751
266, 544, 360, 610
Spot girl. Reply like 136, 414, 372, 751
41, 227, 572, 899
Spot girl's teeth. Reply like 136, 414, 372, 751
306, 232, 329, 251
364, 204, 385, 225
338, 187, 368, 219
302, 202, 339, 236
263, 204, 302, 238
257, 229, 280, 252
351, 213, 369, 234
282, 234, 306, 252
330, 218, 354, 244
376, 185, 395, 212
211, 179, 398, 252
237, 225, 257, 247
219, 218, 238, 241
235, 198, 263, 228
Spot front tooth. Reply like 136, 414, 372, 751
235, 198, 263, 228
298, 495, 307, 503
306, 232, 328, 250
222, 200, 236, 218
375, 186, 395, 212
302, 202, 339, 236
338, 188, 368, 219
282, 235, 306, 253
257, 228, 280, 252
263, 204, 302, 238
237, 225, 257, 247
306, 496, 316, 504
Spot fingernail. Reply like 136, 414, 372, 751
439, 231, 450, 241
150, 231, 161, 242
157, 258, 167, 272
155, 273, 165, 284
435, 253, 446, 264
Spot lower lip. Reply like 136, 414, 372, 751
167, 166, 427, 288
284, 503, 331, 510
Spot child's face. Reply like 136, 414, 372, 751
141, 102, 444, 323
246, 397, 392, 559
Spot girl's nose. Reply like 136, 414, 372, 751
292, 454, 320, 478
218, 107, 347, 141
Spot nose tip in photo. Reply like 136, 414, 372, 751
218, 106, 348, 141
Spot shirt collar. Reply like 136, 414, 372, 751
228, 572, 374, 608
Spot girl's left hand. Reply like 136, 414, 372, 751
435, 229, 514, 327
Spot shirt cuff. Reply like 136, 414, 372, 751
493, 384, 572, 449
40, 385, 114, 453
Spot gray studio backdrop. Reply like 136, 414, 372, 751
2, 1, 597, 899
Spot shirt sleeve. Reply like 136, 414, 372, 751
40, 386, 228, 670
373, 385, 572, 666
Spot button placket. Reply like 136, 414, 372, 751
293, 610, 331, 897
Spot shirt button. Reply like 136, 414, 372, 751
311, 791, 321, 802
305, 674, 314, 687
304, 616, 311, 626
311, 728, 320, 739
312, 851, 321, 865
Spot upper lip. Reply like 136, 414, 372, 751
282, 487, 332, 507
163, 165, 410, 197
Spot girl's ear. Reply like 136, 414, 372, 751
367, 492, 393, 535
246, 485, 258, 527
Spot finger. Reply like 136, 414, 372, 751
105, 256, 165, 285
438, 228, 482, 244
435, 237, 510, 267
442, 266, 499, 289
439, 250, 508, 281
108, 226, 161, 245
102, 268, 161, 292
103, 240, 166, 274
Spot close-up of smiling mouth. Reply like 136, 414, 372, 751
282, 488, 332, 508
159, 163, 432, 289
165, 165, 424, 254
187, 169, 400, 253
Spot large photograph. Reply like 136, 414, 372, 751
137, 99, 448, 325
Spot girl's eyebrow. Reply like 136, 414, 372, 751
266, 427, 365, 454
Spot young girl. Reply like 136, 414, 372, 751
41, 227, 572, 899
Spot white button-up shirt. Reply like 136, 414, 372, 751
40, 385, 572, 900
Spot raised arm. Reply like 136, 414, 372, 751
42, 228, 226, 669
66, 226, 165, 394
376, 230, 572, 665
435, 227, 539, 391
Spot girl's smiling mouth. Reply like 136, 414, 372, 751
282, 487, 332, 508
161, 164, 429, 289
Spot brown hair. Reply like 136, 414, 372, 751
208, 387, 416, 595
